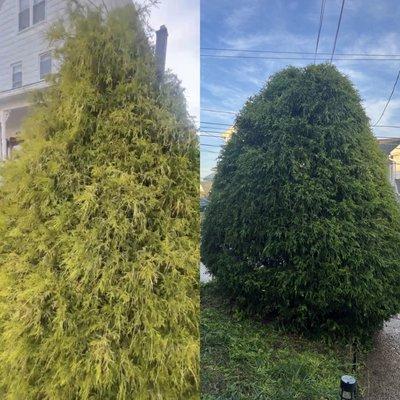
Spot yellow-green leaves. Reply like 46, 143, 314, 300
0, 3, 199, 399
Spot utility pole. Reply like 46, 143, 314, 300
155, 25, 168, 83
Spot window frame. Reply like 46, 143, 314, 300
39, 51, 52, 80
32, 0, 45, 25
17, 0, 46, 33
11, 62, 23, 89
18, 0, 30, 31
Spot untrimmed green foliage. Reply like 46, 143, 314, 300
201, 283, 355, 400
0, 4, 199, 399
202, 64, 400, 340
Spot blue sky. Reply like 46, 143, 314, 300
200, 0, 400, 178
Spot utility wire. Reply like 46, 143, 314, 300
201, 108, 237, 115
200, 134, 226, 139
202, 137, 400, 144
201, 112, 400, 131
200, 130, 226, 134
201, 143, 223, 148
201, 123, 400, 129
201, 54, 399, 62
202, 149, 220, 154
201, 122, 400, 128
372, 69, 400, 126
201, 47, 400, 58
201, 121, 232, 126
330, 0, 346, 63
200, 124, 400, 132
314, 0, 326, 63
375, 124, 400, 128
200, 130, 227, 134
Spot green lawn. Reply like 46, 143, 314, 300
201, 283, 360, 400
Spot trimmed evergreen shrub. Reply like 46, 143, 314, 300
202, 64, 400, 340
0, 4, 199, 399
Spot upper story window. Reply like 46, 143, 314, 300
33, 0, 45, 24
12, 63, 22, 89
18, 0, 30, 31
18, 0, 46, 31
39, 52, 52, 79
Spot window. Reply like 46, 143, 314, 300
18, 0, 45, 31
12, 63, 22, 88
33, 0, 45, 24
18, 0, 30, 31
39, 52, 51, 79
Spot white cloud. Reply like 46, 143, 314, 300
222, 31, 310, 52
224, 3, 258, 30
342, 32, 400, 56
202, 80, 251, 112
339, 66, 367, 83
364, 98, 400, 126
231, 63, 266, 87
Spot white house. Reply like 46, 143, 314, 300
0, 0, 131, 160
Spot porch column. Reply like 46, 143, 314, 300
0, 110, 10, 161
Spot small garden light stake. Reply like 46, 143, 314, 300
340, 375, 357, 399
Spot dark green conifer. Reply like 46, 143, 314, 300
202, 64, 400, 340
0, 4, 199, 399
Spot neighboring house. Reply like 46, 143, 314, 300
200, 180, 212, 198
200, 182, 211, 212
200, 172, 215, 197
199, 197, 209, 212
378, 138, 400, 196
221, 125, 234, 142
200, 172, 215, 211
0, 0, 130, 160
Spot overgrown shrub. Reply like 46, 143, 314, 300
202, 64, 400, 340
0, 4, 199, 399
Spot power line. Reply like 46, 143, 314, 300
372, 69, 400, 126
375, 125, 400, 129
201, 108, 237, 115
201, 143, 223, 148
201, 54, 400, 62
200, 131, 400, 140
201, 121, 232, 126
201, 47, 400, 58
201, 123, 400, 130
330, 0, 346, 63
200, 128, 230, 133
202, 54, 400, 62
201, 137, 400, 144
201, 112, 400, 131
201, 149, 220, 154
200, 130, 227, 134
314, 0, 326, 63
200, 134, 225, 139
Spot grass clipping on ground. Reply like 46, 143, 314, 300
201, 283, 357, 400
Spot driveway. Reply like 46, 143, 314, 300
363, 315, 400, 399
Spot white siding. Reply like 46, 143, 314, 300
0, 0, 132, 94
